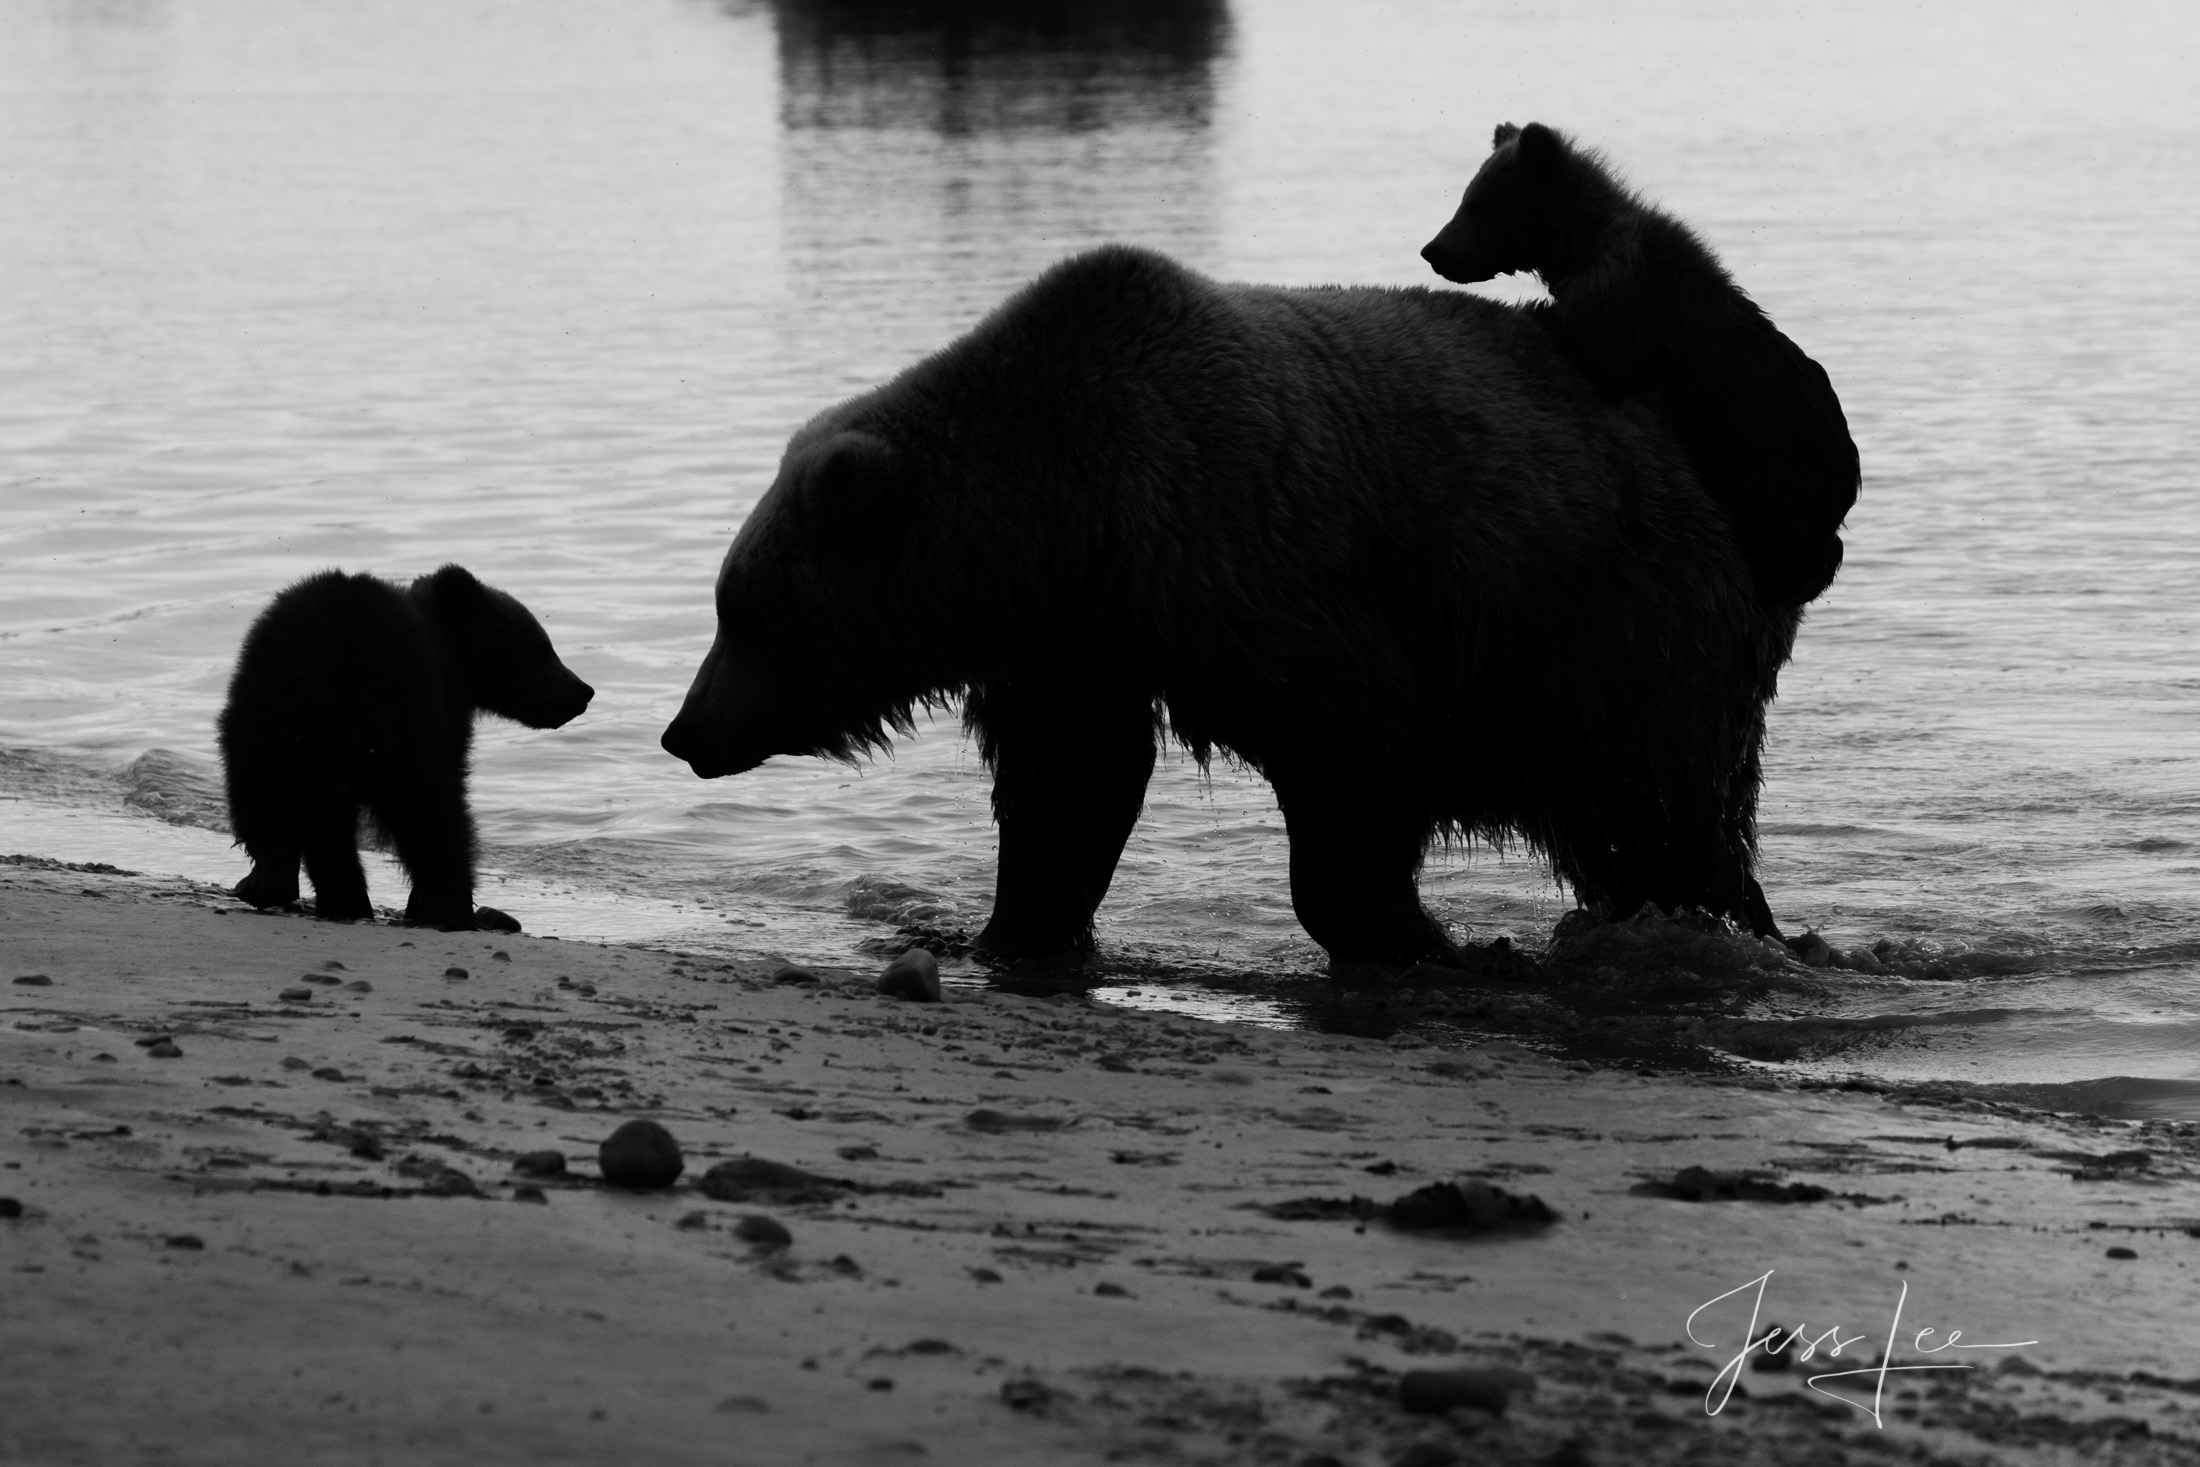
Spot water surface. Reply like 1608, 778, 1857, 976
3, 0, 2197, 1114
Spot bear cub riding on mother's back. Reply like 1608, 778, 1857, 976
219, 565, 593, 933
1423, 122, 1859, 609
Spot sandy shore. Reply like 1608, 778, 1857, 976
3, 856, 2197, 1466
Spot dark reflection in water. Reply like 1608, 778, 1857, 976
774, 0, 1229, 133
771, 0, 1233, 373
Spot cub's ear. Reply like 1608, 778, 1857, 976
411, 563, 486, 612
421, 563, 482, 595
1491, 121, 1521, 150
1516, 122, 1567, 168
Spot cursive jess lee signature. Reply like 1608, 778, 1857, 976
1687, 1270, 2039, 1427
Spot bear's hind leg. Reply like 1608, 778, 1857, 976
1274, 780, 1461, 970
300, 793, 372, 921
971, 682, 1158, 961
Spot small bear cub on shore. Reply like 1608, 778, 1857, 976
219, 565, 592, 932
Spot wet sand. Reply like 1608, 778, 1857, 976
4, 856, 2197, 1465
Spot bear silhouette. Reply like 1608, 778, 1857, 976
1423, 122, 1859, 608
220, 565, 592, 931
664, 245, 1801, 967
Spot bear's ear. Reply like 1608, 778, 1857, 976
1491, 121, 1521, 150
411, 563, 485, 615
804, 431, 897, 532
1516, 122, 1567, 169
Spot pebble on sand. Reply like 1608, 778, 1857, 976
599, 1119, 684, 1190
1398, 1367, 1522, 1417
444, 967, 469, 979
513, 1150, 567, 1178
279, 987, 314, 1003
1390, 1443, 1462, 1467
733, 1214, 793, 1249
511, 1186, 548, 1204
0, 1198, 23, 1219
1387, 1179, 1558, 1232
146, 1040, 182, 1058
165, 1234, 206, 1250
876, 950, 942, 1003
12, 974, 53, 986
2106, 1246, 2138, 1260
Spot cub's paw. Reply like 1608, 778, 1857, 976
233, 868, 299, 910
474, 906, 522, 935
403, 899, 478, 932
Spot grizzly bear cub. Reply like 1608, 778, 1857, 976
1423, 122, 1859, 609
219, 565, 592, 932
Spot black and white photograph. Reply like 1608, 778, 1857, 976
3, 0, 2196, 1461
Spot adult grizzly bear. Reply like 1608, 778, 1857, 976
220, 565, 594, 931
1422, 122, 1859, 608
662, 245, 1798, 966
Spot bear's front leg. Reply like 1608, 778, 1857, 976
299, 793, 372, 922
378, 777, 481, 931
233, 856, 301, 910
970, 682, 1158, 961
1274, 779, 1462, 971
226, 773, 302, 908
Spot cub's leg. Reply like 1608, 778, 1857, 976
226, 768, 302, 908
1273, 777, 1459, 969
234, 850, 301, 910
299, 791, 372, 921
970, 682, 1157, 960
378, 775, 480, 931
223, 747, 305, 906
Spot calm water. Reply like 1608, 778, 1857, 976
3, 0, 2197, 1113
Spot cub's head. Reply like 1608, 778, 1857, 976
1421, 121, 1612, 286
412, 565, 594, 729
660, 426, 944, 779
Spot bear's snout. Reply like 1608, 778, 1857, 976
662, 633, 787, 779
660, 709, 763, 779
1421, 234, 1479, 285
548, 673, 593, 728
513, 671, 592, 730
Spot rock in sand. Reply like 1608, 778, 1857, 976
733, 1215, 792, 1249
599, 1119, 684, 1190
1398, 1367, 1521, 1416
876, 949, 941, 1002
